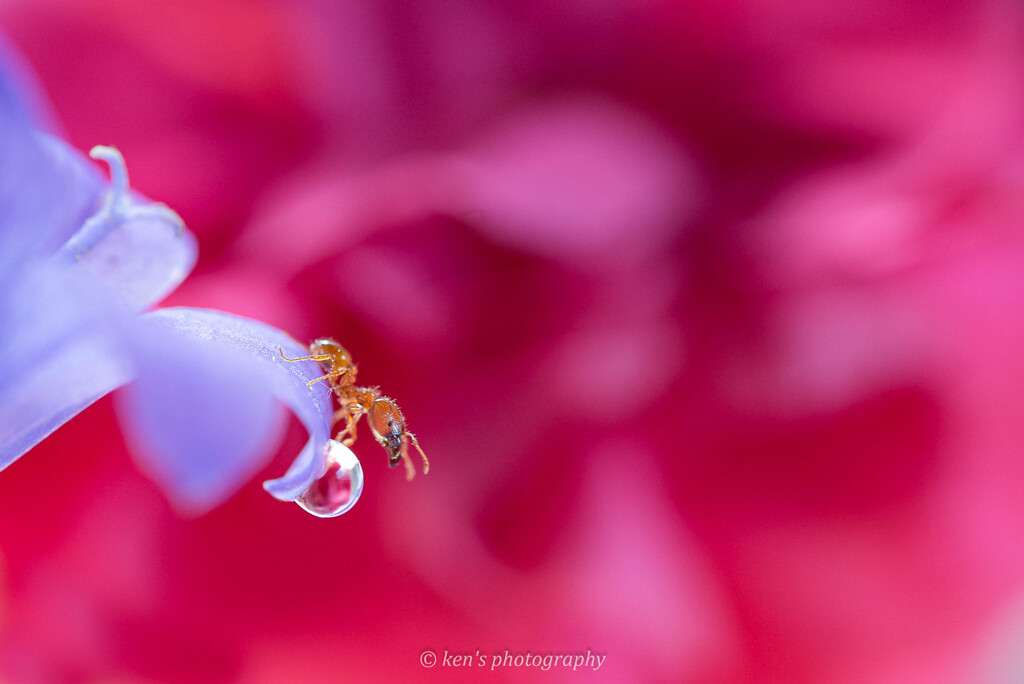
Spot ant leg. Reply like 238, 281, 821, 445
401, 450, 416, 481
335, 409, 363, 447
306, 372, 337, 388
305, 369, 351, 388
278, 348, 349, 387
342, 416, 358, 446
278, 347, 332, 363
408, 432, 429, 475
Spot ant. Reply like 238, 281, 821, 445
279, 338, 429, 481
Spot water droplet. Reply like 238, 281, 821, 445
296, 440, 364, 517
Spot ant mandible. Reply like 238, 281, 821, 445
279, 338, 429, 481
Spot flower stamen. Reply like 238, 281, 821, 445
57, 145, 184, 262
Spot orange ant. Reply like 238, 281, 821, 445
279, 338, 429, 481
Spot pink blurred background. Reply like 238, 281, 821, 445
3, 1, 1024, 682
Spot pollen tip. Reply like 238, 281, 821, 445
88, 145, 129, 201
89, 145, 126, 175
89, 144, 117, 159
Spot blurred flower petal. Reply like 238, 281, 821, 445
463, 96, 696, 265
0, 34, 102, 272
33, 135, 106, 252
0, 122, 102, 288
0, 31, 56, 132
116, 308, 334, 512
0, 262, 131, 472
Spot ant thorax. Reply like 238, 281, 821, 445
335, 384, 379, 411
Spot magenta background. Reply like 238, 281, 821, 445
3, 1, 1024, 682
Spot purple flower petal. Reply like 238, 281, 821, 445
0, 36, 313, 511
0, 129, 102, 288
115, 308, 335, 512
54, 146, 198, 311
0, 35, 109, 280
0, 263, 133, 471
0, 144, 198, 472
66, 209, 198, 312
0, 33, 56, 133
34, 135, 106, 252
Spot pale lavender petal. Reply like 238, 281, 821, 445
115, 308, 335, 511
0, 128, 103, 288
63, 211, 198, 312
0, 35, 108, 279
0, 33, 58, 134
52, 146, 198, 311
0, 148, 197, 472
34, 135, 105, 252
268, 441, 320, 501
0, 35, 198, 477
0, 263, 133, 471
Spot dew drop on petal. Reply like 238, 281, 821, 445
296, 440, 364, 517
